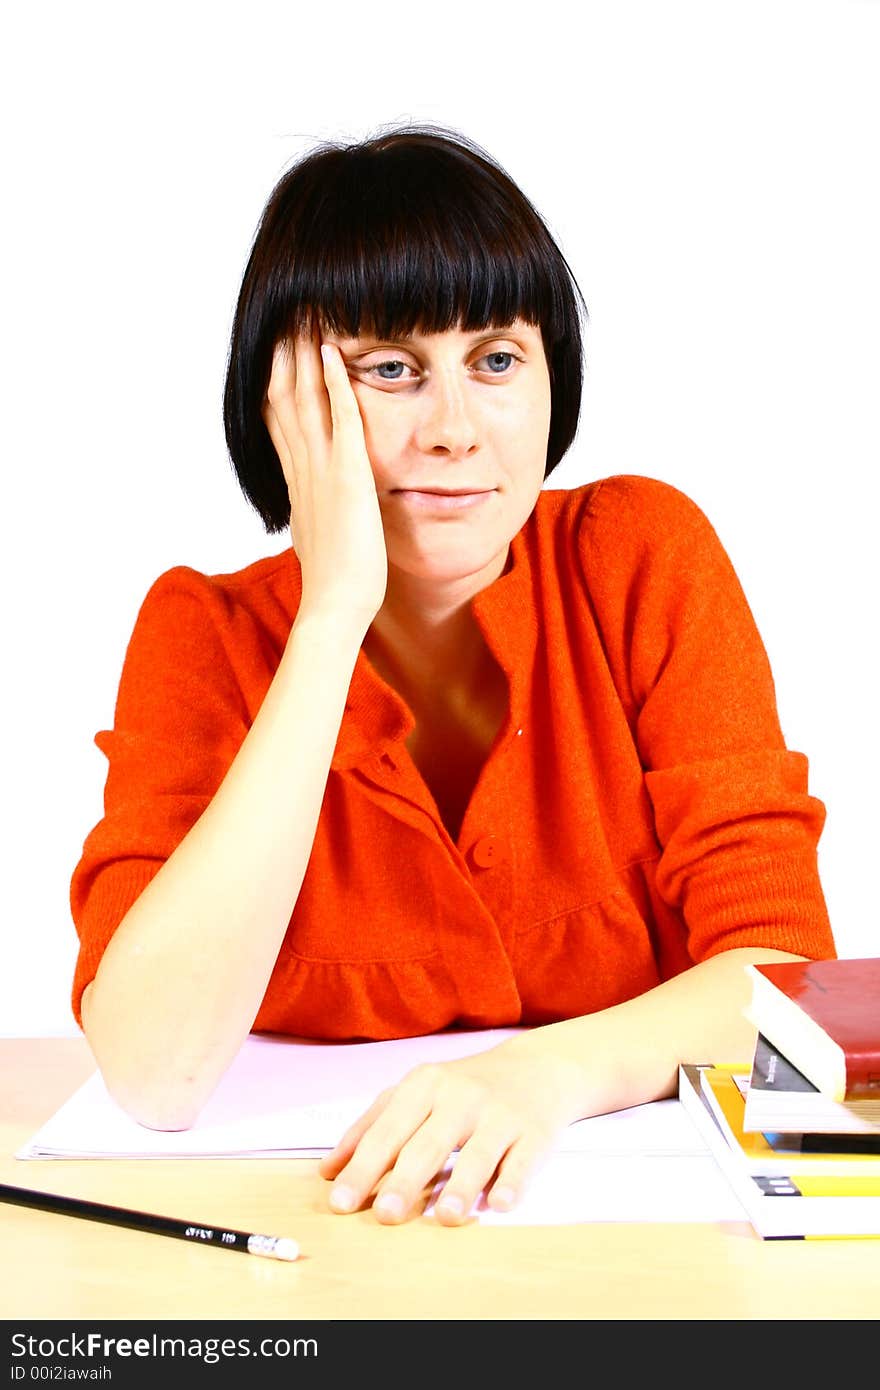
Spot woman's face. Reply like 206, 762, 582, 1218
324, 319, 552, 586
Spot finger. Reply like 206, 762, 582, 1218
263, 340, 306, 486
263, 402, 297, 494
265, 337, 297, 417
324, 1074, 439, 1215
293, 328, 332, 442
431, 1116, 521, 1226
369, 1112, 467, 1225
485, 1132, 553, 1212
320, 342, 367, 443
440, 1130, 552, 1224
317, 1088, 394, 1183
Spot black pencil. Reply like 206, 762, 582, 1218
0, 1182, 299, 1260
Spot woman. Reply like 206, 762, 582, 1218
70, 124, 835, 1226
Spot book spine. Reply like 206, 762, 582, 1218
843, 1055, 880, 1099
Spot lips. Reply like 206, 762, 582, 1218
394, 487, 493, 495
392, 488, 496, 512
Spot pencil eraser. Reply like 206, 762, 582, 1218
272, 1236, 300, 1262
247, 1233, 300, 1261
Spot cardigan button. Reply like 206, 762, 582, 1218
471, 835, 501, 869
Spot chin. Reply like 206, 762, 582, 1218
391, 543, 506, 584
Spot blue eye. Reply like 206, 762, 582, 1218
374, 360, 407, 379
483, 352, 514, 373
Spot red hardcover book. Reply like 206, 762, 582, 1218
745, 958, 880, 1102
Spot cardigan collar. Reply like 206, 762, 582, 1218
331, 519, 539, 771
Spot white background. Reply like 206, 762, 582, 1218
2, 0, 878, 1037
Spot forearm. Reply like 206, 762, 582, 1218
82, 610, 364, 1131
505, 946, 809, 1118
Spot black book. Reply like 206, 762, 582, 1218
743, 1033, 880, 1138
765, 1130, 880, 1154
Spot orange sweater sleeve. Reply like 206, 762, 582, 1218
578, 475, 834, 962
68, 565, 263, 1026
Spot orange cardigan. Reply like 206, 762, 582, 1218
70, 475, 835, 1037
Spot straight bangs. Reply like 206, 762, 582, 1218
276, 159, 569, 348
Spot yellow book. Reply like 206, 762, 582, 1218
700, 1065, 880, 1182
678, 1064, 880, 1239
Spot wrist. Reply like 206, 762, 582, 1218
291, 606, 372, 655
500, 1023, 596, 1124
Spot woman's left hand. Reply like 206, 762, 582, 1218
317, 1038, 586, 1224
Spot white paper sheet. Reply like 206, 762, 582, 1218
15, 1029, 747, 1224
426, 1153, 746, 1225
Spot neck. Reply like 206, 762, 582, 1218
363, 548, 510, 706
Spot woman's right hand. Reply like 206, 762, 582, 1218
263, 327, 388, 633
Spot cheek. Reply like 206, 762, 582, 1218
352, 392, 408, 480
492, 385, 552, 454
528, 374, 554, 432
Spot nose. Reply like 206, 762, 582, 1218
412, 372, 480, 458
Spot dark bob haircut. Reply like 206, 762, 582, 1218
223, 124, 588, 534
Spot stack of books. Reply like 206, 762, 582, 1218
678, 956, 880, 1239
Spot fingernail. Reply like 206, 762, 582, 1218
374, 1192, 405, 1220
489, 1186, 516, 1211
320, 344, 332, 365
436, 1193, 465, 1220
329, 1184, 357, 1213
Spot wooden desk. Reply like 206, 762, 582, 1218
1, 1039, 877, 1321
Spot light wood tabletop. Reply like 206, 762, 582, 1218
1, 1038, 878, 1321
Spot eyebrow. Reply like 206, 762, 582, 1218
335, 325, 531, 351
